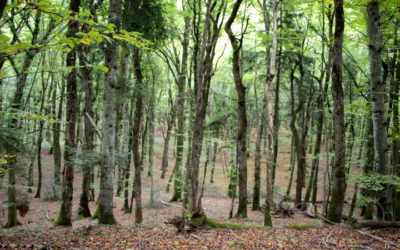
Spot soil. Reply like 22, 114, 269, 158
0, 132, 399, 249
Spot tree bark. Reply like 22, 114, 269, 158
327, 0, 346, 223
95, 0, 122, 225
161, 93, 175, 179
225, 0, 248, 219
52, 77, 65, 200
367, 0, 392, 221
393, 31, 400, 221
55, 0, 80, 226
170, 12, 189, 200
189, 0, 224, 216
263, 0, 280, 226
5, 12, 42, 228
132, 47, 144, 223
77, 29, 95, 217
252, 112, 264, 210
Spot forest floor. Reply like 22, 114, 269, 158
1, 133, 400, 249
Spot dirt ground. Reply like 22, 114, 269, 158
0, 131, 399, 249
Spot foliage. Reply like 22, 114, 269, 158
122, 0, 168, 43
357, 173, 400, 192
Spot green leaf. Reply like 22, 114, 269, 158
93, 65, 109, 73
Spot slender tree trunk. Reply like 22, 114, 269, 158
160, 100, 175, 179
348, 183, 359, 221
303, 95, 323, 207
132, 47, 144, 223
225, 0, 248, 219
54, 0, 80, 226
27, 132, 37, 193
170, 11, 190, 200
116, 46, 130, 197
289, 67, 302, 205
52, 78, 65, 199
327, 0, 346, 223
189, 0, 224, 216
271, 46, 281, 188
35, 59, 52, 198
361, 118, 374, 220
5, 12, 43, 227
263, 0, 280, 226
147, 81, 156, 204
286, 136, 295, 198
209, 140, 218, 183
77, 36, 95, 217
393, 24, 400, 220
367, 0, 392, 221
123, 101, 133, 213
252, 113, 264, 210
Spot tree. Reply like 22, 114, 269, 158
55, 0, 80, 226
188, 0, 226, 216
94, 0, 122, 225
263, 0, 280, 227
367, 0, 392, 221
225, 0, 247, 219
327, 0, 346, 223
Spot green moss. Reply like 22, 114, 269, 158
183, 213, 263, 229
96, 204, 116, 225
263, 200, 273, 227
4, 205, 21, 228
191, 214, 207, 225
54, 209, 72, 226
285, 223, 317, 229
205, 217, 264, 229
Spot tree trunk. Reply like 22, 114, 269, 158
116, 46, 130, 197
132, 47, 144, 223
252, 112, 264, 210
170, 15, 190, 200
77, 32, 95, 217
28, 119, 38, 193
286, 136, 295, 198
367, 0, 392, 221
54, 0, 80, 226
52, 77, 65, 200
147, 80, 156, 204
95, 0, 121, 225
271, 45, 281, 188
361, 118, 374, 220
263, 0, 280, 227
347, 183, 359, 222
209, 140, 218, 183
327, 0, 346, 223
393, 31, 400, 221
225, 0, 248, 219
189, 0, 224, 216
161, 96, 175, 179
5, 12, 42, 227
35, 58, 52, 198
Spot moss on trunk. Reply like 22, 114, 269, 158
96, 204, 116, 225
264, 200, 273, 227
188, 213, 264, 229
54, 208, 72, 226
